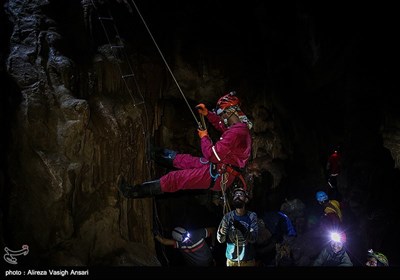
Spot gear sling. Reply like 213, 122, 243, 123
208, 163, 248, 191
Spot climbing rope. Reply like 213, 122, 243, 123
90, 2, 164, 262
199, 114, 207, 130
220, 173, 231, 216
130, 0, 204, 130
235, 237, 241, 267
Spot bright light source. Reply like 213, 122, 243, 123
330, 232, 341, 243
183, 232, 191, 243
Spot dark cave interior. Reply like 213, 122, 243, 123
1, 0, 400, 270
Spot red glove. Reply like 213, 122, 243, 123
198, 129, 208, 139
196, 103, 208, 116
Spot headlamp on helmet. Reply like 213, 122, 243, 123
232, 187, 250, 206
172, 227, 191, 243
232, 187, 249, 198
330, 231, 346, 244
316, 191, 328, 203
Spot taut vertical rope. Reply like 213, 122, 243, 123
130, 0, 204, 130
220, 173, 231, 216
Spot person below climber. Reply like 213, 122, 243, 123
313, 231, 353, 266
315, 191, 342, 233
366, 249, 389, 267
326, 147, 341, 190
280, 198, 306, 235
117, 91, 253, 199
154, 226, 216, 266
217, 187, 258, 266
256, 210, 297, 266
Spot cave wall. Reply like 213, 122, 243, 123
2, 0, 163, 265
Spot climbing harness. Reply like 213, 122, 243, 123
217, 163, 250, 217
223, 164, 248, 192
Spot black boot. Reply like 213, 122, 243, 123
134, 180, 163, 198
151, 147, 177, 168
117, 175, 134, 198
118, 175, 162, 199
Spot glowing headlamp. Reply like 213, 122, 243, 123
368, 249, 374, 255
182, 231, 191, 243
330, 231, 342, 243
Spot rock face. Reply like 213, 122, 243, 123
2, 0, 160, 265
1, 0, 399, 266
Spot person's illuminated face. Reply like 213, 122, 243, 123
233, 191, 246, 200
219, 111, 229, 125
366, 257, 378, 267
232, 190, 247, 208
330, 241, 343, 253
219, 110, 236, 126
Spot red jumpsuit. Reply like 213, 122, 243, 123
160, 111, 252, 192
327, 152, 341, 176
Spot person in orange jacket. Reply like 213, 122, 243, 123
117, 91, 253, 198
315, 191, 343, 233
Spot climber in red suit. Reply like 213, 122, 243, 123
118, 91, 253, 198
326, 148, 341, 190
327, 150, 341, 176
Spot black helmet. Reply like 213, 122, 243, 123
172, 227, 189, 242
